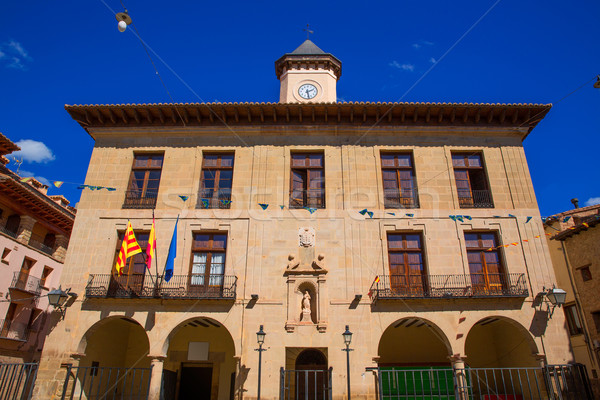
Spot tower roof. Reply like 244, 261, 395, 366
290, 40, 326, 55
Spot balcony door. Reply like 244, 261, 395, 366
387, 233, 426, 296
465, 232, 506, 295
189, 233, 227, 297
110, 232, 149, 296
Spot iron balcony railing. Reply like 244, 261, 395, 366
122, 190, 158, 209
383, 188, 420, 209
458, 189, 494, 208
85, 274, 237, 300
28, 235, 55, 256
0, 362, 38, 399
197, 188, 232, 209
289, 188, 326, 209
370, 273, 528, 301
0, 225, 18, 239
0, 320, 30, 342
10, 272, 42, 296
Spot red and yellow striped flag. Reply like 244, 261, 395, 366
115, 221, 142, 276
146, 218, 156, 270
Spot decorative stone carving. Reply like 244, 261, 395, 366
312, 254, 325, 270
286, 254, 300, 270
298, 227, 315, 248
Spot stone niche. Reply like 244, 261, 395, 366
284, 227, 328, 333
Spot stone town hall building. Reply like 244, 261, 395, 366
33, 40, 578, 399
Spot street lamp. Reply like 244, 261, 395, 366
342, 325, 353, 399
543, 286, 567, 317
256, 325, 267, 400
48, 286, 76, 317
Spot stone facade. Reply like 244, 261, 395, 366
33, 43, 574, 400
546, 205, 600, 396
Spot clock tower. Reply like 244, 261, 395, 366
275, 40, 342, 103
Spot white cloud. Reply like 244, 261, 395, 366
0, 40, 31, 70
412, 41, 434, 50
584, 197, 600, 207
389, 61, 415, 72
12, 139, 55, 163
412, 43, 421, 49
7, 40, 30, 60
18, 170, 51, 187
429, 57, 437, 64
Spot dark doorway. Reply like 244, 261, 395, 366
295, 349, 328, 400
179, 366, 212, 400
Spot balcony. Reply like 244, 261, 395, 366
10, 272, 42, 296
85, 274, 237, 300
289, 189, 325, 209
0, 319, 30, 342
383, 188, 420, 209
197, 188, 232, 209
369, 273, 528, 302
122, 190, 158, 209
458, 189, 494, 208
28, 235, 55, 256
0, 224, 18, 239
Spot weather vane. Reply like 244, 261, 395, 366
303, 24, 314, 40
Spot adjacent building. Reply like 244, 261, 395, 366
0, 133, 74, 363
33, 40, 578, 399
545, 202, 600, 396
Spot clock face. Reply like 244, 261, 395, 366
298, 84, 318, 100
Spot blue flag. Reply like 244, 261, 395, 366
164, 216, 179, 282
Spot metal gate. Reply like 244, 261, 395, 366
0, 363, 38, 400
376, 364, 594, 400
280, 367, 332, 400
60, 364, 152, 400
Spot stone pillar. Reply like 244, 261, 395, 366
450, 355, 468, 400
147, 355, 165, 400
16, 215, 36, 245
53, 234, 69, 261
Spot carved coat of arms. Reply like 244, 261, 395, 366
298, 227, 315, 247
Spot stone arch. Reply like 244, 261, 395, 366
76, 316, 150, 369
377, 317, 453, 366
464, 315, 539, 367
160, 316, 237, 400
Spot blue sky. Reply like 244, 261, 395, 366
0, 0, 598, 216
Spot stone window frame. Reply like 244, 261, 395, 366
197, 152, 235, 210
451, 152, 494, 209
578, 264, 592, 282
380, 151, 420, 209
289, 152, 326, 209
563, 303, 584, 336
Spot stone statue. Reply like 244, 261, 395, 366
312, 254, 325, 270
300, 290, 312, 323
302, 291, 311, 311
286, 254, 300, 270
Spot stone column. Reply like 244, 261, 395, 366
53, 234, 69, 261
16, 215, 36, 245
450, 355, 468, 400
147, 355, 166, 400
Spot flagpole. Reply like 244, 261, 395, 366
153, 210, 161, 288
160, 215, 179, 281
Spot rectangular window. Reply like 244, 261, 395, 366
592, 311, 600, 334
564, 304, 583, 336
465, 232, 506, 294
123, 153, 164, 209
381, 153, 419, 209
452, 153, 493, 208
290, 153, 325, 209
190, 233, 227, 294
40, 266, 53, 288
387, 233, 426, 296
109, 231, 149, 295
198, 153, 234, 209
580, 265, 592, 282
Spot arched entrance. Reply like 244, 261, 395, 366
73, 317, 151, 399
295, 349, 328, 400
163, 317, 236, 400
465, 316, 539, 368
377, 317, 454, 398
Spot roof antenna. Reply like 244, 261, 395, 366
303, 24, 314, 40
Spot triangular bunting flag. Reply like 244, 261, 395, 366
449, 215, 457, 221
387, 212, 395, 216
179, 195, 189, 202
456, 216, 464, 222
258, 203, 268, 210
77, 185, 86, 190
563, 216, 571, 223
53, 181, 64, 188
508, 214, 516, 218
305, 207, 317, 214
405, 213, 414, 218
464, 216, 472, 220
20, 177, 32, 183
107, 187, 117, 191
221, 199, 232, 205
201, 199, 209, 208
359, 209, 368, 215
366, 211, 374, 218
280, 205, 285, 210
525, 216, 532, 224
